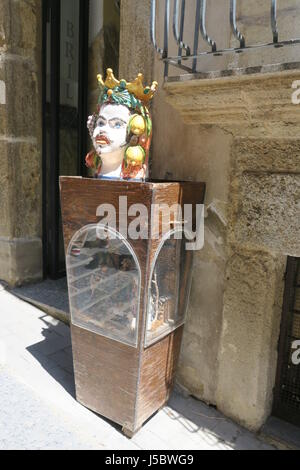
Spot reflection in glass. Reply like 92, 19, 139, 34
67, 225, 141, 347
145, 230, 194, 347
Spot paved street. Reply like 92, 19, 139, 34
0, 287, 275, 450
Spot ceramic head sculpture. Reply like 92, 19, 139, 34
86, 68, 158, 181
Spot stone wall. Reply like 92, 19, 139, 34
88, 0, 120, 117
0, 0, 42, 286
119, 0, 300, 430
86, 0, 120, 181
119, 0, 231, 407
164, 66, 300, 429
151, 1, 233, 407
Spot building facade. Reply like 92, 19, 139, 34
0, 0, 299, 432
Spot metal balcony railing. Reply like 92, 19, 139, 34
150, 0, 300, 78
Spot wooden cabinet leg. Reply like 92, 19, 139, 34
122, 426, 141, 439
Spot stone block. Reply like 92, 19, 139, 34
0, 141, 11, 238
0, 58, 40, 138
0, 70, 7, 134
216, 246, 286, 431
164, 66, 300, 138
232, 138, 300, 174
230, 172, 300, 256
228, 139, 300, 256
13, 141, 42, 238
88, 30, 105, 94
0, 140, 42, 239
0, 236, 43, 286
119, 0, 154, 83
0, 0, 40, 56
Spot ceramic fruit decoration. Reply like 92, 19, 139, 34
86, 68, 158, 181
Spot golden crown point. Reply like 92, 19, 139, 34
97, 69, 158, 104
97, 68, 120, 89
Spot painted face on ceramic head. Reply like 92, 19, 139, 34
92, 103, 132, 155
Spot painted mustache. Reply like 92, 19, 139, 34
95, 134, 112, 146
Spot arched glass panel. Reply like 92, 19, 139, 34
145, 229, 194, 347
66, 224, 141, 347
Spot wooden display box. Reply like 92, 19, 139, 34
60, 177, 205, 436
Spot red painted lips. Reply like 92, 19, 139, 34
96, 134, 111, 146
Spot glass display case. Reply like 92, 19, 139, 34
146, 230, 194, 347
60, 177, 205, 436
66, 224, 141, 347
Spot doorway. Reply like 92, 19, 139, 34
273, 257, 300, 427
42, 0, 89, 279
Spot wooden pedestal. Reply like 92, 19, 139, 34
60, 177, 205, 435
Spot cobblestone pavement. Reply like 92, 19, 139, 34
0, 287, 275, 450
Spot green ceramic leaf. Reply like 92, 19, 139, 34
146, 116, 152, 136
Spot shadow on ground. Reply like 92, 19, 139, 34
24, 311, 275, 449
164, 391, 246, 449
26, 315, 75, 397
26, 315, 123, 434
